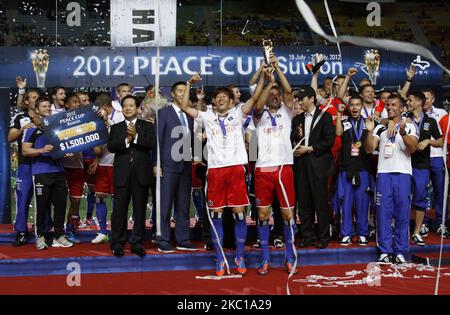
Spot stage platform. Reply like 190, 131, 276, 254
1, 223, 449, 278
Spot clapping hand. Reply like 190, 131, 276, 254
127, 122, 136, 142
293, 145, 309, 157
295, 124, 303, 141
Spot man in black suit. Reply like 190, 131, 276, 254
291, 86, 335, 249
107, 95, 156, 257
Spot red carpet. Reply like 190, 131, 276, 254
1, 263, 449, 295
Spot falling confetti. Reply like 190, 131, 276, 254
241, 20, 250, 35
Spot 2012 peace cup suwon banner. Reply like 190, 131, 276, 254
42, 104, 109, 159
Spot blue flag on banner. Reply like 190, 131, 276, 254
42, 104, 109, 159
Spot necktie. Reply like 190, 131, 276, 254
179, 110, 188, 134
178, 110, 187, 127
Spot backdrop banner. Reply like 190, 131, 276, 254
0, 46, 442, 88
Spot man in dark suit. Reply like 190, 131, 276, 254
291, 86, 335, 249
153, 81, 197, 253
107, 95, 156, 257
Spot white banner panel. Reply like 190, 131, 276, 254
110, 0, 176, 47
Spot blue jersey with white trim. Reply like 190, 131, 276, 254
23, 127, 64, 175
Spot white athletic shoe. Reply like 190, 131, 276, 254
36, 236, 48, 250
358, 236, 368, 246
52, 236, 74, 248
91, 233, 110, 244
437, 225, 448, 237
394, 254, 406, 264
340, 236, 352, 246
412, 233, 426, 246
378, 253, 391, 264
419, 224, 429, 237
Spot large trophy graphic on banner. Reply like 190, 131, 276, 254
31, 49, 50, 87
364, 49, 381, 85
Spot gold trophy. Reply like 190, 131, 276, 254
31, 49, 50, 87
262, 39, 273, 65
364, 49, 381, 85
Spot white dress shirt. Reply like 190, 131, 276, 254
304, 107, 316, 147
172, 103, 190, 135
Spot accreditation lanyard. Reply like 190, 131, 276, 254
266, 110, 277, 130
364, 107, 374, 118
350, 118, 364, 143
217, 113, 229, 138
414, 113, 425, 137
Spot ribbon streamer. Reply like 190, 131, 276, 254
155, 45, 162, 237
283, 136, 305, 295
323, 0, 342, 61
294, 0, 450, 75
434, 110, 450, 295
204, 177, 232, 276
155, 0, 163, 237
195, 275, 243, 280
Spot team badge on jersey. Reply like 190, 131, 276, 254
423, 122, 430, 131
20, 117, 31, 128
